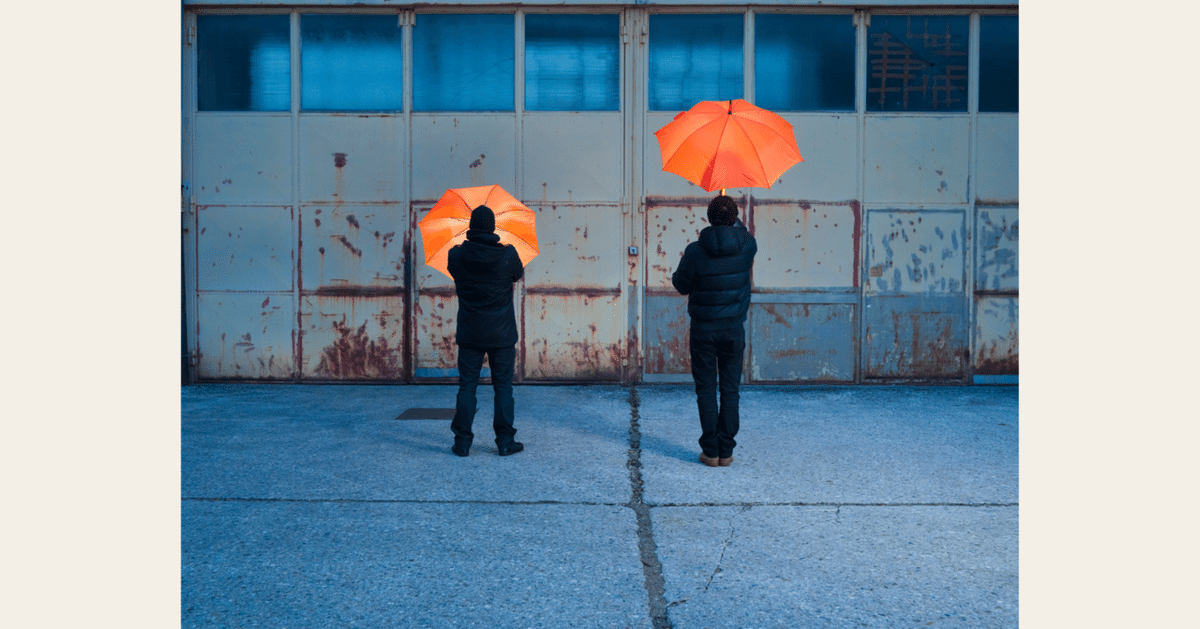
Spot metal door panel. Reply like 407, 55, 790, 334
976, 206, 1018, 292
197, 205, 294, 292
865, 210, 966, 294
975, 115, 1019, 204
864, 294, 967, 379
643, 294, 690, 375
646, 202, 705, 289
196, 292, 295, 380
765, 114, 859, 202
299, 115, 405, 203
194, 115, 292, 204
300, 204, 405, 290
974, 295, 1018, 375
750, 303, 855, 382
410, 114, 517, 201
299, 294, 405, 380
524, 292, 623, 380
413, 291, 459, 376
752, 202, 860, 289
864, 116, 970, 204
523, 113, 623, 204
524, 204, 623, 290
413, 202, 455, 290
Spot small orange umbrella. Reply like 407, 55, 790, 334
654, 99, 803, 193
418, 184, 539, 279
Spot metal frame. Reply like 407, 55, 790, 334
182, 3, 1017, 384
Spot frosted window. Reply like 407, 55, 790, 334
755, 14, 855, 112
301, 15, 403, 111
649, 14, 743, 111
867, 15, 969, 112
525, 14, 619, 111
198, 15, 291, 111
413, 14, 514, 112
979, 16, 1018, 113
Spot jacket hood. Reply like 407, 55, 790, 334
699, 222, 752, 258
458, 235, 509, 273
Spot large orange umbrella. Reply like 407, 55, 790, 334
654, 99, 803, 192
418, 184, 538, 279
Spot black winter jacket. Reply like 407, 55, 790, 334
671, 220, 757, 331
448, 231, 524, 348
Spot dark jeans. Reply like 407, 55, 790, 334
690, 326, 746, 459
451, 344, 517, 448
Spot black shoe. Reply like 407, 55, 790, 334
452, 443, 470, 457
497, 442, 524, 457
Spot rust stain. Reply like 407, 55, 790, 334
314, 318, 401, 379
337, 236, 362, 257
469, 154, 485, 168
261, 297, 270, 309
346, 215, 360, 229
333, 153, 347, 168
315, 218, 321, 227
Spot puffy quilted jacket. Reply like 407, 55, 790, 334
671, 220, 757, 331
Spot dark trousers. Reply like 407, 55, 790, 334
690, 326, 746, 459
451, 344, 517, 448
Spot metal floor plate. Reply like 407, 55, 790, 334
395, 408, 456, 420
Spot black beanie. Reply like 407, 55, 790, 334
469, 205, 496, 233
707, 195, 738, 226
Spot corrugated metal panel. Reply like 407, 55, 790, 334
750, 303, 855, 382
973, 295, 1018, 375
300, 204, 405, 290
975, 115, 1019, 204
299, 116, 405, 203
524, 204, 623, 290
765, 115, 858, 202
524, 291, 623, 380
197, 293, 295, 380
752, 201, 860, 289
197, 205, 294, 292
193, 116, 292, 204
865, 210, 966, 294
645, 202, 706, 289
864, 294, 967, 379
300, 294, 405, 379
413, 291, 459, 376
410, 114, 516, 200
975, 206, 1018, 292
523, 114, 623, 204
643, 294, 690, 375
864, 116, 970, 205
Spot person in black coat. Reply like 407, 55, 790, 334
671, 195, 757, 467
447, 205, 525, 457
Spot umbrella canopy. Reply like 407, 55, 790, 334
418, 184, 539, 279
654, 99, 803, 192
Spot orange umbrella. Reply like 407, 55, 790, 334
654, 99, 803, 192
418, 184, 539, 279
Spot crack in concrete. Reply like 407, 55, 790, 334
626, 386, 672, 629
703, 505, 749, 594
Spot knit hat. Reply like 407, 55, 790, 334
469, 205, 496, 233
707, 195, 738, 226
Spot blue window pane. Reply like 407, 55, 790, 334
867, 15, 969, 112
755, 14, 855, 112
649, 14, 743, 111
525, 15, 619, 111
198, 15, 290, 111
301, 15, 403, 111
979, 16, 1018, 113
413, 14, 514, 112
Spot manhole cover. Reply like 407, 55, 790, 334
395, 408, 456, 420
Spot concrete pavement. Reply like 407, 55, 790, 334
182, 384, 1017, 628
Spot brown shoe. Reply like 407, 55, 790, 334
718, 457, 734, 467
699, 453, 720, 467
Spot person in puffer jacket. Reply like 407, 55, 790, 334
447, 205, 525, 458
671, 195, 758, 468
